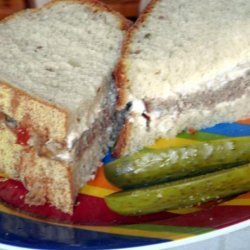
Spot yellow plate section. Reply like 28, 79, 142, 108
221, 199, 250, 206
79, 184, 115, 198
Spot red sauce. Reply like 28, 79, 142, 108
16, 127, 30, 146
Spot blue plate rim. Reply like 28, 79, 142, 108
0, 220, 249, 250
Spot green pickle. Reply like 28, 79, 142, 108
105, 137, 250, 188
105, 163, 250, 215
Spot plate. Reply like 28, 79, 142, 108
0, 120, 250, 250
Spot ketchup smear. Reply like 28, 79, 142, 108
16, 127, 30, 146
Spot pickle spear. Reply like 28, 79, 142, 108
105, 163, 250, 215
105, 137, 250, 188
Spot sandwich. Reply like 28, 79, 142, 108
0, 0, 130, 214
114, 0, 250, 156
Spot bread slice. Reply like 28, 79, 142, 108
0, 122, 74, 212
0, 0, 130, 143
0, 0, 130, 213
114, 0, 250, 156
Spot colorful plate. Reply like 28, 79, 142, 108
0, 120, 250, 249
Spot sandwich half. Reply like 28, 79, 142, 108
0, 0, 130, 213
114, 0, 250, 156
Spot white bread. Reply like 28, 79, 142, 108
0, 0, 130, 143
0, 121, 74, 212
0, 0, 130, 213
114, 0, 250, 156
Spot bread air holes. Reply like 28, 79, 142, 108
34, 46, 43, 53
154, 70, 161, 75
68, 59, 81, 67
144, 33, 151, 39
131, 49, 142, 55
45, 67, 55, 72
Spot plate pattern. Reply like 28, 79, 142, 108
0, 120, 250, 249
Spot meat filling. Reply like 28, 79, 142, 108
0, 95, 122, 166
144, 70, 250, 116
0, 108, 112, 162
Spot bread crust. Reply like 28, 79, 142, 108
0, 124, 74, 214
2, 0, 132, 29
112, 118, 132, 157
0, 0, 131, 143
45, 0, 132, 30
114, 0, 159, 156
0, 81, 68, 142
115, 0, 158, 109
